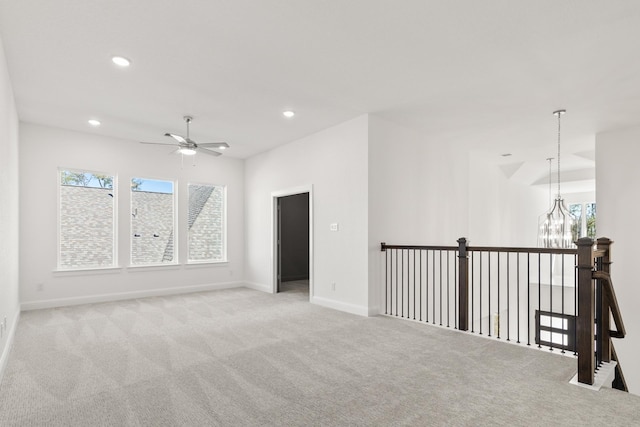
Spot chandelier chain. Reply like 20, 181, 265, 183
557, 111, 561, 197
547, 157, 553, 207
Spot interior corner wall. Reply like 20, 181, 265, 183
19, 123, 244, 308
468, 152, 547, 247
367, 115, 469, 314
0, 36, 20, 380
244, 115, 369, 315
596, 127, 640, 396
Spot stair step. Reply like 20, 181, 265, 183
569, 361, 617, 391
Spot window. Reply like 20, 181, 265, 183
570, 202, 596, 240
130, 177, 176, 266
188, 184, 226, 262
58, 169, 115, 269
535, 310, 576, 352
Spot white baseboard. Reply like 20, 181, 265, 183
0, 309, 20, 386
20, 281, 246, 311
243, 282, 272, 293
368, 305, 381, 317
311, 295, 369, 317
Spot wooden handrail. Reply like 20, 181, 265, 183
380, 242, 578, 255
592, 248, 607, 258
381, 243, 457, 251
592, 270, 626, 338
468, 246, 577, 255
611, 342, 629, 392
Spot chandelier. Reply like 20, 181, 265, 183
538, 110, 576, 248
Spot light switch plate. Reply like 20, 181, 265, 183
330, 223, 339, 232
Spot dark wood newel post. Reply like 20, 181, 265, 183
597, 237, 613, 363
576, 237, 595, 385
457, 237, 469, 331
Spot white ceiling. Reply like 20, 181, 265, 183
1, 1, 639, 172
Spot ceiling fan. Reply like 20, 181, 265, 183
140, 116, 229, 157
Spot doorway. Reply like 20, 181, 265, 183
272, 186, 312, 298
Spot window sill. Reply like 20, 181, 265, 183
185, 260, 228, 267
126, 264, 181, 272
53, 266, 123, 276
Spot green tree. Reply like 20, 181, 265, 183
61, 171, 91, 186
94, 174, 113, 189
131, 178, 143, 191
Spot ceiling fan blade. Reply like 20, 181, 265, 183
140, 141, 178, 146
197, 142, 230, 149
197, 148, 222, 157
165, 133, 187, 144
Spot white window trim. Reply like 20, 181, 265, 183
186, 182, 227, 264
569, 201, 596, 239
57, 167, 118, 271
129, 176, 178, 267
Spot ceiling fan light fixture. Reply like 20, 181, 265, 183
111, 56, 131, 67
178, 147, 196, 156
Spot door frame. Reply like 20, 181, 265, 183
271, 185, 313, 300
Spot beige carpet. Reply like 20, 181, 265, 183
1, 286, 639, 426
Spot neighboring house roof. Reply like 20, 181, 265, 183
60, 184, 223, 268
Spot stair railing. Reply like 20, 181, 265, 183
381, 236, 628, 392
576, 237, 627, 391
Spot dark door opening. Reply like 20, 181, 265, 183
277, 192, 310, 293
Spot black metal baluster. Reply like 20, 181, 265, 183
413, 250, 416, 320
439, 250, 443, 326
406, 249, 410, 319
517, 253, 521, 344
419, 250, 423, 322
538, 253, 542, 348
573, 253, 577, 356
549, 253, 554, 351
497, 252, 500, 339
432, 250, 436, 324
480, 251, 483, 335
401, 249, 404, 318
561, 254, 565, 354
385, 248, 388, 315
488, 251, 492, 337
454, 250, 458, 329
573, 254, 578, 356
395, 249, 398, 317
596, 256, 603, 367
471, 251, 474, 333
447, 250, 450, 328
507, 253, 510, 341
426, 250, 429, 322
527, 253, 531, 346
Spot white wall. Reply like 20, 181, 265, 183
244, 115, 370, 315
468, 151, 548, 247
19, 123, 244, 308
368, 116, 469, 312
596, 127, 640, 395
0, 36, 20, 380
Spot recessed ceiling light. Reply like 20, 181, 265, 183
283, 110, 295, 118
111, 56, 131, 67
88, 119, 101, 126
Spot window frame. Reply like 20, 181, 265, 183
129, 176, 178, 267
57, 167, 118, 271
187, 182, 228, 264
569, 201, 596, 240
